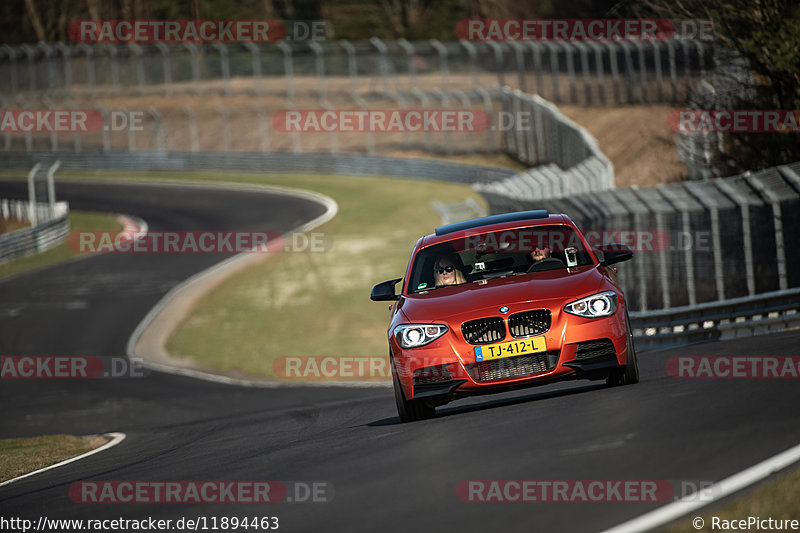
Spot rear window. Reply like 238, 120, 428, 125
408, 225, 594, 293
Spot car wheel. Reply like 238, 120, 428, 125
622, 312, 639, 384
606, 311, 639, 386
392, 368, 435, 422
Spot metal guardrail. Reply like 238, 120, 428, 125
0, 201, 70, 263
630, 288, 800, 349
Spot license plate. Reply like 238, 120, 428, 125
473, 336, 547, 361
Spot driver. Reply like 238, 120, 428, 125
433, 255, 467, 287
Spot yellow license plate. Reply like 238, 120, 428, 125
474, 336, 547, 361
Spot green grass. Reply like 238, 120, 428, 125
0, 434, 107, 482
163, 172, 486, 377
3, 170, 484, 379
0, 211, 122, 279
658, 464, 800, 532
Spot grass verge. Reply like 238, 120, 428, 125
658, 464, 800, 532
0, 211, 122, 280
162, 172, 485, 378
0, 434, 108, 482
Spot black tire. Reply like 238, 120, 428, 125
606, 311, 639, 386
622, 312, 639, 384
393, 369, 435, 422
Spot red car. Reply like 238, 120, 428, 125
371, 210, 638, 422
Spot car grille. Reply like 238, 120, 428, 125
466, 351, 559, 382
508, 309, 551, 338
461, 317, 506, 345
575, 339, 616, 361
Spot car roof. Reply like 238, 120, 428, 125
418, 212, 574, 249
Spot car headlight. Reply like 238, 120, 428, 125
394, 324, 449, 348
564, 291, 618, 318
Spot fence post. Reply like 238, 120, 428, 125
398, 39, 417, 91
747, 176, 788, 291
103, 44, 120, 94
43, 95, 58, 151
576, 43, 592, 104
183, 106, 199, 152
586, 42, 606, 105
38, 42, 56, 95
714, 180, 756, 296
634, 41, 649, 103
369, 37, 390, 96
1, 45, 19, 96
527, 42, 544, 97
0, 96, 10, 149
621, 42, 636, 103
683, 182, 726, 301
20, 44, 37, 92
155, 43, 172, 96
56, 43, 72, 97
308, 41, 328, 103
431, 89, 453, 155
473, 86, 496, 152
277, 41, 295, 103
128, 43, 146, 95
214, 105, 230, 152
243, 43, 262, 96
452, 90, 474, 153
183, 42, 201, 96
486, 41, 505, 87
652, 41, 664, 102
211, 43, 231, 97
46, 160, 60, 217
510, 42, 526, 92
459, 40, 479, 89
27, 163, 41, 226
252, 105, 269, 153
340, 40, 360, 97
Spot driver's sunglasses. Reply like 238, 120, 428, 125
436, 265, 455, 274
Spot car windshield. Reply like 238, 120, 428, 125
408, 225, 594, 293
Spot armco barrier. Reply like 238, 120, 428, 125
0, 200, 70, 263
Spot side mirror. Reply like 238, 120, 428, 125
370, 278, 402, 301
597, 244, 633, 266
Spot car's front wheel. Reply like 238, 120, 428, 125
607, 312, 639, 386
393, 368, 435, 422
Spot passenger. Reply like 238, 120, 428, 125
434, 256, 467, 287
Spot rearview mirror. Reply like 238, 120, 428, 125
370, 278, 402, 301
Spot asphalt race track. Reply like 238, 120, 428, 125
1, 179, 799, 533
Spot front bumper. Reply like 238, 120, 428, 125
390, 308, 628, 401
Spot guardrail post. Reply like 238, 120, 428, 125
542, 42, 560, 103
561, 43, 577, 103
634, 41, 649, 103
586, 42, 606, 105
95, 105, 110, 152
243, 43, 262, 97
621, 42, 636, 103
431, 89, 453, 155
473, 86, 496, 152
652, 41, 664, 102
77, 44, 95, 97
510, 42, 526, 92
386, 92, 410, 150
16, 95, 33, 152
411, 88, 432, 152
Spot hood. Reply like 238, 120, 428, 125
398, 265, 606, 323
